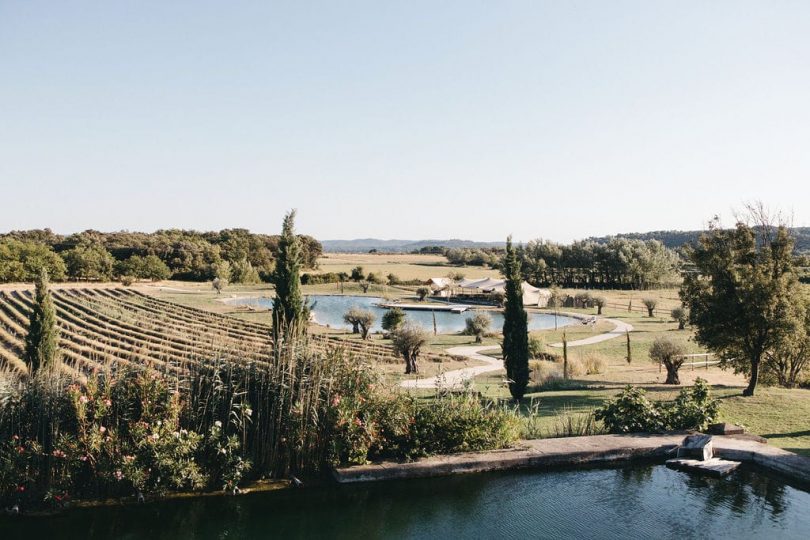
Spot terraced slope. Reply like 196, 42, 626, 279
0, 288, 452, 378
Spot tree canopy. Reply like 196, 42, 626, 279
681, 220, 806, 396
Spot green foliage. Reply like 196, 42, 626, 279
594, 386, 664, 433
116, 254, 171, 281
519, 237, 679, 289
0, 239, 66, 282
501, 236, 529, 400
272, 211, 306, 340
642, 298, 657, 317
343, 307, 375, 340
595, 379, 720, 433
392, 322, 428, 374
230, 257, 261, 284
671, 307, 688, 329
62, 243, 116, 281
649, 337, 687, 385
350, 266, 364, 281
463, 312, 492, 343
24, 268, 60, 373
528, 336, 546, 360
381, 308, 405, 333
680, 220, 805, 396
663, 378, 719, 431
386, 273, 401, 285
366, 272, 385, 285
415, 286, 430, 301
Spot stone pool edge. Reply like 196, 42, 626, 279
332, 433, 810, 486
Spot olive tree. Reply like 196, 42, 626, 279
649, 337, 686, 385
343, 307, 375, 340
464, 312, 492, 343
642, 298, 657, 317
671, 307, 688, 330
593, 296, 606, 315
415, 286, 430, 301
392, 322, 428, 374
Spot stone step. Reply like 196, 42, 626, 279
665, 457, 741, 478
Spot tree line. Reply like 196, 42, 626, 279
0, 228, 322, 283
444, 237, 680, 290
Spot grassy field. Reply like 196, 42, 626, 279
315, 252, 500, 281
130, 254, 808, 457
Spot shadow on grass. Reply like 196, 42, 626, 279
762, 430, 810, 440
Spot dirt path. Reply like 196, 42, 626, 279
548, 318, 633, 348
400, 345, 502, 389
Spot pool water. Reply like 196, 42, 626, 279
3, 465, 808, 539
232, 295, 577, 334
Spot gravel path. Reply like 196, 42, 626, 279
401, 317, 634, 389
548, 318, 633, 348
400, 345, 502, 389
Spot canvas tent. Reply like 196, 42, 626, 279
458, 277, 551, 307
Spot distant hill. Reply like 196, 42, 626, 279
586, 227, 810, 253
321, 239, 504, 253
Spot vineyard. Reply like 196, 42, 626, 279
0, 288, 454, 379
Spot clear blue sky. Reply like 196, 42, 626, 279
1, 1, 808, 242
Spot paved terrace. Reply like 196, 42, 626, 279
333, 434, 810, 487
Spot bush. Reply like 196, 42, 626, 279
593, 296, 606, 315
410, 394, 521, 456
546, 407, 605, 438
594, 386, 664, 433
528, 336, 545, 359
530, 360, 562, 385
386, 273, 401, 285
580, 352, 606, 375
120, 275, 135, 286
595, 379, 719, 434
381, 308, 405, 333
463, 312, 492, 343
662, 378, 719, 431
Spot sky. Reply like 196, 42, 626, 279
1, 1, 809, 243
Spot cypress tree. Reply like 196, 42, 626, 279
24, 267, 60, 373
501, 236, 529, 400
271, 210, 306, 341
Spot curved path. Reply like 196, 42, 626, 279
548, 317, 633, 348
401, 316, 635, 389
400, 345, 502, 389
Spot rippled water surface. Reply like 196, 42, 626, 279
233, 295, 577, 334
4, 465, 809, 539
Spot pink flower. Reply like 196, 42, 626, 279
331, 395, 341, 407
104, 399, 112, 407
79, 395, 89, 404
114, 470, 124, 481
52, 449, 66, 458
99, 426, 107, 434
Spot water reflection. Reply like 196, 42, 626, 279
3, 466, 808, 540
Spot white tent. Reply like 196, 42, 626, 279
463, 278, 551, 306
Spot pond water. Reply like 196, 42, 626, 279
3, 465, 808, 539
231, 295, 577, 334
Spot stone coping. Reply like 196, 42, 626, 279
333, 434, 810, 487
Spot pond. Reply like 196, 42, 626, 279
230, 295, 577, 334
3, 465, 808, 539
